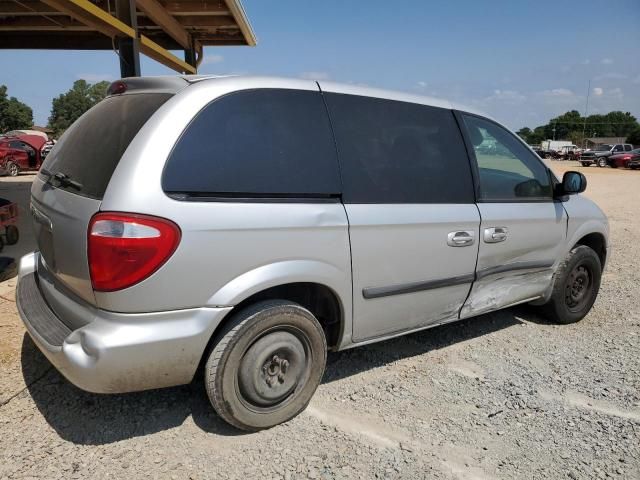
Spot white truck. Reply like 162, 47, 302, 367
541, 140, 574, 152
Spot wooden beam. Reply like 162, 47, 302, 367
38, 0, 196, 74
138, 15, 237, 28
139, 35, 196, 74
223, 0, 255, 46
135, 0, 191, 49
159, 1, 230, 15
0, 31, 113, 49
0, 1, 60, 15
40, 0, 135, 37
0, 15, 91, 31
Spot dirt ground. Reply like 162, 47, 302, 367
0, 163, 638, 480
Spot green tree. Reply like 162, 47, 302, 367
519, 110, 640, 147
0, 85, 33, 132
516, 127, 532, 142
584, 114, 607, 137
48, 79, 110, 136
604, 111, 637, 137
529, 126, 546, 145
627, 127, 640, 146
545, 110, 582, 140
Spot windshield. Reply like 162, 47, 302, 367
41, 93, 172, 199
594, 144, 612, 151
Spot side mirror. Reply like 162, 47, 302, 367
560, 171, 587, 195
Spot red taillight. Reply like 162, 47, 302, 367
622, 156, 631, 160
88, 213, 181, 292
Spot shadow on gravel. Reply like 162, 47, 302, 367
21, 335, 243, 444
21, 306, 542, 444
323, 307, 533, 383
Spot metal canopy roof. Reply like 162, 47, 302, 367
0, 0, 256, 74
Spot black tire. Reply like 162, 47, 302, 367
0, 236, 4, 252
5, 225, 18, 245
610, 163, 618, 168
597, 157, 607, 168
205, 300, 327, 431
541, 245, 602, 324
6, 161, 19, 177
581, 162, 590, 167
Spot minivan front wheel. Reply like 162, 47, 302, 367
205, 300, 327, 431
541, 245, 602, 324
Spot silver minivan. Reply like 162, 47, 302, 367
17, 76, 609, 431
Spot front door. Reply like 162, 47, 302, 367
321, 89, 480, 342
457, 113, 567, 318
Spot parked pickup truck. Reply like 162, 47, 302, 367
558, 145, 582, 160
580, 143, 634, 167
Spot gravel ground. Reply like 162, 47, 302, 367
1, 164, 639, 480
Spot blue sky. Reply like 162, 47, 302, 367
1, 0, 638, 130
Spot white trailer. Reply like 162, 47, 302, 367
541, 140, 574, 152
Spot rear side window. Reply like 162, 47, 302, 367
42, 93, 171, 199
162, 89, 341, 198
324, 93, 474, 204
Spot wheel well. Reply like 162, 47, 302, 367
213, 282, 343, 351
575, 233, 607, 266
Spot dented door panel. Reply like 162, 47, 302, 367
461, 202, 566, 318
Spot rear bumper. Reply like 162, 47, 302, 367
16, 252, 232, 394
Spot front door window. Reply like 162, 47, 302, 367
462, 115, 553, 202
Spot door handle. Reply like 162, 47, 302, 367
484, 227, 508, 243
447, 230, 475, 247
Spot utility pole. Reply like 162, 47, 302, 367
582, 79, 591, 148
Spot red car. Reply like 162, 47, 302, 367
608, 148, 640, 169
0, 134, 47, 176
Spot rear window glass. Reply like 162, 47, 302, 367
41, 93, 171, 199
324, 93, 474, 204
162, 89, 341, 198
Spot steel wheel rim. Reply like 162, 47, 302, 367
9, 163, 17, 176
564, 264, 592, 312
235, 325, 313, 413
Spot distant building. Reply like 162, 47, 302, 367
585, 137, 626, 147
32, 126, 54, 136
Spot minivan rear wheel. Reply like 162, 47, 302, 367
205, 300, 327, 431
540, 245, 601, 324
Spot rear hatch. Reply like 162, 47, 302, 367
31, 91, 173, 304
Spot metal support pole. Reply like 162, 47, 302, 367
115, 0, 141, 77
184, 47, 197, 71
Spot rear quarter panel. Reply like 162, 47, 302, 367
97, 78, 353, 343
